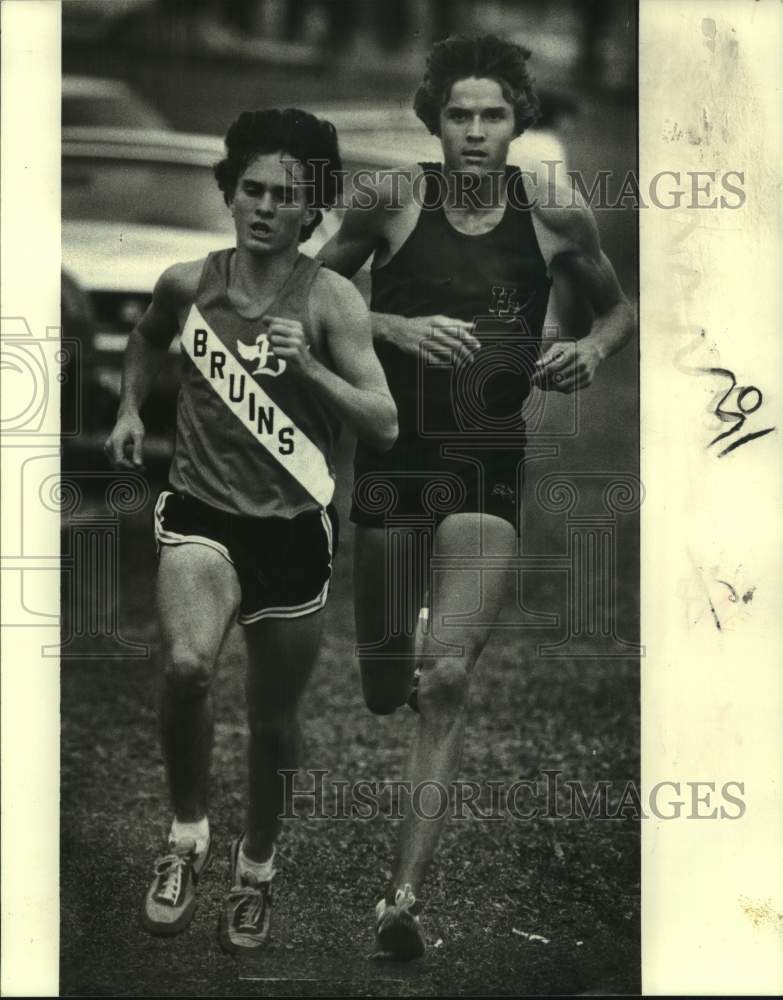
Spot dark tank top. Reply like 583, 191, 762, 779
169, 250, 339, 518
370, 163, 551, 438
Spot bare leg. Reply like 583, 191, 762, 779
390, 513, 516, 897
157, 544, 240, 822
354, 525, 430, 715
242, 612, 324, 862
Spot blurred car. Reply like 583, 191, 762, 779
62, 0, 157, 44
63, 75, 169, 131
63, 111, 567, 462
62, 128, 231, 461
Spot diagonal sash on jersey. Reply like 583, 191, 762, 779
180, 305, 334, 506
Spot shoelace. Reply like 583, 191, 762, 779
377, 883, 418, 921
229, 882, 267, 931
394, 883, 417, 911
153, 853, 188, 904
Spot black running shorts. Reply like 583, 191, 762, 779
154, 490, 338, 625
350, 436, 523, 532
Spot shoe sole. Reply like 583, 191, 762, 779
218, 914, 272, 955
376, 908, 425, 961
140, 839, 213, 937
141, 901, 196, 936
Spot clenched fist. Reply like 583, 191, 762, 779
263, 315, 314, 375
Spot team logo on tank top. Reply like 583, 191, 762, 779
237, 333, 287, 377
179, 304, 334, 506
489, 285, 536, 319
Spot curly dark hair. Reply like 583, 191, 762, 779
414, 34, 540, 137
214, 108, 343, 242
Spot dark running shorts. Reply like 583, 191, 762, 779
350, 437, 523, 533
154, 490, 338, 625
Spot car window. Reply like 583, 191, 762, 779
62, 156, 234, 233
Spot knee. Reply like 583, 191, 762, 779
418, 659, 469, 720
163, 644, 214, 699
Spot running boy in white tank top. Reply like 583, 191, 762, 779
106, 109, 397, 953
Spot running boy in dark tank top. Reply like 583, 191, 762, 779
319, 33, 636, 960
371, 160, 551, 432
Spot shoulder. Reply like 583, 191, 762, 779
154, 257, 208, 309
311, 264, 365, 312
310, 265, 369, 334
525, 173, 600, 256
348, 162, 424, 212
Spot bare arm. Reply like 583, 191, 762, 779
104, 264, 186, 468
318, 182, 383, 280
534, 201, 635, 392
265, 270, 398, 452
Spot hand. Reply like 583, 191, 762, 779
104, 410, 145, 470
386, 314, 480, 364
264, 315, 314, 375
532, 339, 603, 394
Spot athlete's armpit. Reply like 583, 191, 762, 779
538, 196, 629, 320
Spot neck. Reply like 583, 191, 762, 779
230, 244, 299, 296
443, 165, 507, 214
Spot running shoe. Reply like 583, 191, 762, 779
375, 883, 425, 960
218, 836, 274, 953
142, 834, 212, 935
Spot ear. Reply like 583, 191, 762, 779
299, 207, 321, 243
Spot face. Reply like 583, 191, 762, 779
438, 77, 517, 176
229, 152, 316, 255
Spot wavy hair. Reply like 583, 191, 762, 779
214, 108, 342, 241
414, 34, 540, 137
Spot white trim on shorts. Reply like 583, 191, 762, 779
236, 507, 334, 625
154, 492, 334, 624
153, 490, 234, 567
